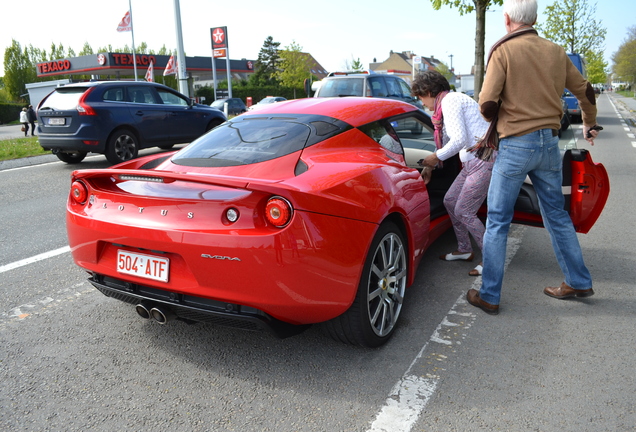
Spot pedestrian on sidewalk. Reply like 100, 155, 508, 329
26, 105, 37, 136
19, 108, 29, 137
466, 0, 602, 315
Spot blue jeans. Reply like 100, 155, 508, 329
479, 129, 592, 305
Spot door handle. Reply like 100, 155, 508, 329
135, 111, 144, 116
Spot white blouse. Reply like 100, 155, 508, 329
435, 92, 489, 163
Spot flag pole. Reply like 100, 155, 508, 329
129, 0, 138, 81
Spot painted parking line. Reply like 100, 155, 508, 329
0, 282, 93, 326
368, 227, 526, 431
0, 246, 70, 274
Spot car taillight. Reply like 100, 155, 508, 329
265, 197, 293, 228
70, 180, 88, 204
77, 87, 96, 116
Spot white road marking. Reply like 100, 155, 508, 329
632, 142, 636, 148
0, 154, 102, 173
0, 246, 70, 274
1, 282, 93, 326
368, 227, 526, 431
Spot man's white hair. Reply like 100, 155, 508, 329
503, 0, 538, 25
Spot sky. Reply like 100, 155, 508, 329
1, 0, 633, 79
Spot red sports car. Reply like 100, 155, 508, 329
66, 97, 609, 347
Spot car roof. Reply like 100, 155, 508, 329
55, 81, 169, 89
242, 97, 419, 128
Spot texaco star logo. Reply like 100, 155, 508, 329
212, 28, 225, 44
97, 54, 106, 65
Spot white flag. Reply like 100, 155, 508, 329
116, 11, 132, 32
163, 55, 178, 76
145, 61, 154, 82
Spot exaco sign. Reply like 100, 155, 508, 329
37, 60, 72, 73
111, 54, 156, 66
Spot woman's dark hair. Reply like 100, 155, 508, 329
411, 70, 451, 98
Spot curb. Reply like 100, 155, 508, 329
0, 153, 58, 171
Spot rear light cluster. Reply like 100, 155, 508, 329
265, 196, 293, 228
69, 182, 293, 229
71, 180, 88, 204
77, 87, 97, 116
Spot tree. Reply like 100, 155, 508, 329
536, 0, 606, 55
430, 0, 503, 102
341, 56, 364, 72
249, 36, 281, 86
612, 26, 636, 86
585, 49, 607, 84
351, 57, 364, 72
78, 42, 94, 56
435, 61, 455, 82
277, 41, 310, 90
3, 40, 36, 101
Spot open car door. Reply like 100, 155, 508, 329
506, 122, 609, 233
396, 112, 609, 235
511, 148, 609, 233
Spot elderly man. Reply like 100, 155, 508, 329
467, 0, 602, 315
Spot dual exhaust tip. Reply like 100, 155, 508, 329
135, 302, 175, 325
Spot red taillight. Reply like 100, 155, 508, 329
70, 180, 88, 204
77, 87, 97, 116
265, 197, 293, 228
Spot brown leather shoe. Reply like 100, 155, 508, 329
544, 282, 594, 299
466, 289, 499, 315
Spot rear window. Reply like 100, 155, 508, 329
210, 100, 226, 109
39, 87, 89, 110
171, 118, 311, 167
317, 78, 365, 97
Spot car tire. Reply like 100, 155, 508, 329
55, 151, 87, 164
106, 129, 139, 164
322, 221, 407, 347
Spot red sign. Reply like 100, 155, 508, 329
211, 27, 228, 49
111, 54, 156, 66
38, 60, 72, 74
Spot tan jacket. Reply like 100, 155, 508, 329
479, 31, 596, 138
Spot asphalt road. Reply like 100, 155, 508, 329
1, 93, 634, 431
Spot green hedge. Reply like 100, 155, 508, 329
0, 103, 24, 125
195, 85, 311, 105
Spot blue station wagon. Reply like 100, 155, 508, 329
37, 81, 227, 164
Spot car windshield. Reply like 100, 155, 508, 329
171, 118, 312, 167
39, 87, 89, 110
318, 78, 364, 97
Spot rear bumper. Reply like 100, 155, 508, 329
68, 208, 377, 325
37, 124, 106, 152
89, 273, 308, 338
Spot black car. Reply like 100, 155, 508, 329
210, 98, 247, 116
37, 81, 227, 164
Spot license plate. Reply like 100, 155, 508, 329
117, 250, 169, 282
48, 117, 65, 125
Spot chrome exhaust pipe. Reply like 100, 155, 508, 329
135, 302, 152, 320
149, 307, 176, 325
